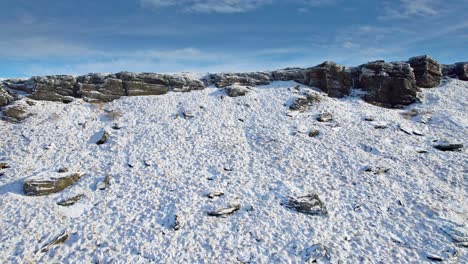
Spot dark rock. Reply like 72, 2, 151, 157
207, 192, 224, 199
303, 61, 354, 98
0, 162, 9, 169
408, 55, 442, 88
28, 75, 77, 102
168, 76, 205, 92
358, 61, 419, 107
207, 204, 241, 217
364, 166, 389, 175
124, 81, 168, 96
40, 231, 69, 253
77, 74, 125, 102
226, 85, 251, 97
210, 72, 271, 88
308, 129, 320, 137
172, 215, 180, 231
2, 78, 35, 93
96, 131, 109, 145
317, 112, 333, 122
0, 85, 16, 107
97, 175, 112, 190
434, 142, 463, 151
57, 194, 85, 206
116, 71, 169, 85
2, 105, 31, 123
270, 68, 305, 82
281, 193, 328, 216
442, 62, 468, 80
57, 167, 69, 173
24, 172, 85, 196
289, 92, 322, 112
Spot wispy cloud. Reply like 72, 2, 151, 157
141, 0, 273, 13
379, 0, 462, 20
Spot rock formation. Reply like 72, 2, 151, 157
302, 61, 354, 98
442, 62, 468, 81
408, 55, 442, 88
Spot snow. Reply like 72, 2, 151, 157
0, 79, 467, 263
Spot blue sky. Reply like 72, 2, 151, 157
0, 0, 467, 77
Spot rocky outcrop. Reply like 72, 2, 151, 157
28, 75, 77, 102
442, 62, 468, 81
209, 72, 271, 88
357, 61, 419, 107
270, 68, 305, 82
116, 71, 170, 96
0, 85, 15, 107
408, 55, 442, 88
303, 61, 354, 98
168, 75, 205, 92
77, 73, 125, 102
225, 84, 251, 97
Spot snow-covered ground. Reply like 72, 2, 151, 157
0, 79, 466, 263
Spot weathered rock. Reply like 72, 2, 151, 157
28, 75, 77, 102
168, 76, 205, 92
2, 105, 31, 122
207, 204, 241, 217
209, 72, 271, 88
281, 193, 328, 216
303, 61, 354, 98
124, 81, 168, 96
96, 131, 109, 145
207, 192, 224, 199
77, 74, 125, 102
358, 61, 419, 107
270, 68, 305, 82
97, 175, 112, 190
365, 166, 390, 175
289, 92, 322, 112
408, 55, 442, 88
317, 112, 333, 122
116, 71, 169, 85
308, 129, 320, 137
226, 84, 251, 97
40, 231, 69, 253
0, 85, 15, 107
57, 194, 85, 206
0, 162, 9, 169
433, 142, 463, 151
2, 78, 35, 93
301, 244, 329, 263
442, 62, 468, 80
24, 172, 85, 196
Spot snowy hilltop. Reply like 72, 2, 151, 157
0, 55, 467, 263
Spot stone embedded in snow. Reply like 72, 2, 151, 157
308, 129, 320, 137
0, 162, 9, 169
172, 215, 180, 231
426, 254, 444, 262
365, 166, 390, 175
317, 112, 333, 122
2, 105, 31, 123
207, 192, 224, 199
97, 175, 112, 190
301, 244, 329, 263
371, 121, 388, 129
57, 167, 69, 173
207, 204, 241, 217
399, 124, 413, 135
364, 116, 375, 121
282, 194, 328, 216
442, 225, 468, 247
408, 55, 442, 88
225, 85, 251, 97
96, 131, 109, 145
57, 194, 85, 206
289, 96, 310, 112
40, 231, 69, 253
433, 142, 463, 152
23, 172, 85, 196
412, 129, 424, 136
0, 85, 16, 107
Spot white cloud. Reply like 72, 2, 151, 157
141, 0, 272, 13
380, 0, 448, 19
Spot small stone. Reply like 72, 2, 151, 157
308, 129, 320, 137
208, 204, 241, 217
26, 100, 36, 106
226, 85, 251, 97
182, 111, 194, 119
301, 244, 329, 263
111, 124, 122, 130
282, 193, 328, 216
97, 175, 112, 190
0, 162, 9, 169
365, 166, 389, 175
96, 131, 109, 145
57, 194, 85, 206
207, 192, 224, 199
434, 142, 463, 152
40, 231, 69, 253
426, 254, 444, 262
57, 167, 69, 173
364, 116, 375, 121
413, 130, 424, 136
399, 124, 413, 135
317, 112, 333, 122
172, 215, 180, 231
372, 121, 388, 129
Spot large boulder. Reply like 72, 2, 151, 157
209, 72, 271, 88
168, 75, 205, 92
23, 171, 85, 196
408, 55, 442, 88
1, 78, 35, 93
358, 61, 419, 107
270, 68, 305, 82
0, 85, 15, 107
77, 73, 125, 102
302, 61, 354, 98
442, 62, 468, 81
28, 75, 77, 102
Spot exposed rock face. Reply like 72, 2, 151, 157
303, 61, 354, 98
225, 84, 251, 97
0, 85, 15, 107
2, 78, 35, 93
209, 72, 271, 88
358, 61, 419, 107
117, 71, 170, 96
270, 68, 305, 82
408, 55, 442, 88
29, 75, 77, 102
77, 74, 125, 102
442, 62, 468, 81
23, 172, 85, 196
168, 76, 205, 92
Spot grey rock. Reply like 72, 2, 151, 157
301, 244, 329, 263
308, 129, 320, 137
282, 193, 328, 216
210, 72, 271, 88
289, 92, 322, 112
365, 166, 389, 175
168, 76, 205, 92
270, 68, 305, 82
408, 55, 442, 88
0, 85, 16, 107
442, 62, 468, 80
97, 175, 112, 190
207, 204, 241, 217
96, 131, 109, 145
124, 81, 168, 96
24, 172, 85, 196
207, 192, 224, 199
29, 75, 77, 102
0, 162, 9, 169
303, 61, 354, 98
40, 231, 69, 253
434, 142, 463, 151
226, 85, 251, 97
317, 112, 333, 122
77, 74, 125, 102
358, 61, 419, 107
57, 194, 85, 206
2, 105, 31, 123
2, 78, 35, 93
